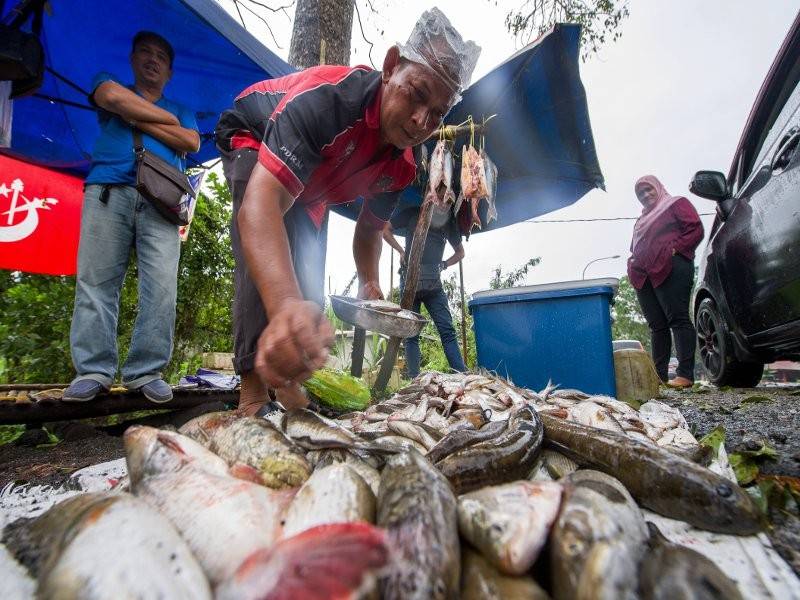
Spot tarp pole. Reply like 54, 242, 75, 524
459, 259, 467, 368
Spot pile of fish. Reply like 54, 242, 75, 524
2, 370, 762, 599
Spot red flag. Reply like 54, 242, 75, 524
0, 155, 84, 275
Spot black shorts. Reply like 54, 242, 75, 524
219, 147, 328, 374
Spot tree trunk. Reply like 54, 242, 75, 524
288, 0, 355, 69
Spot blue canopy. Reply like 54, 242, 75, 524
0, 0, 293, 172
335, 24, 605, 233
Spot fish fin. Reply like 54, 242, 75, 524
229, 463, 265, 485
222, 523, 388, 600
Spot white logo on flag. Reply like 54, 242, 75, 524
0, 178, 58, 243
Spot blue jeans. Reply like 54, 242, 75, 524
70, 184, 180, 388
404, 285, 467, 378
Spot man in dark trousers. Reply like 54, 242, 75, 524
216, 8, 479, 415
64, 31, 199, 403
383, 204, 467, 378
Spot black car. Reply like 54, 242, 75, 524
689, 11, 800, 387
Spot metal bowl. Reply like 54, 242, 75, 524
329, 295, 428, 338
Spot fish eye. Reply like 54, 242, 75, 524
716, 483, 732, 497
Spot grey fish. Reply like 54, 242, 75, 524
640, 522, 743, 600
282, 408, 376, 451
3, 492, 211, 600
426, 419, 508, 464
179, 412, 311, 489
387, 420, 441, 451
461, 548, 550, 600
436, 407, 543, 494
282, 464, 375, 537
550, 470, 648, 600
378, 451, 460, 600
540, 413, 763, 534
372, 434, 428, 455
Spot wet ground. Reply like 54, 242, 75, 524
0, 388, 798, 574
660, 384, 800, 575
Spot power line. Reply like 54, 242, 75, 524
522, 213, 715, 224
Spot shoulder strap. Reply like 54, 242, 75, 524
132, 127, 145, 153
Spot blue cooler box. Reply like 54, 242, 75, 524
469, 278, 618, 396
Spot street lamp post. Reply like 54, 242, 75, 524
582, 254, 620, 279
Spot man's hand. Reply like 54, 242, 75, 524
358, 280, 384, 300
253, 300, 334, 388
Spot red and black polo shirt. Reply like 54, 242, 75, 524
216, 65, 417, 229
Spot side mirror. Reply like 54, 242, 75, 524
689, 171, 729, 201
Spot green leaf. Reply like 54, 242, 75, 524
698, 425, 725, 460
738, 442, 778, 461
729, 453, 759, 485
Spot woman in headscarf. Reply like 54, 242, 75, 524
628, 175, 704, 387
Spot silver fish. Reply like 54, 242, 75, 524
457, 480, 562, 575
550, 470, 648, 600
282, 464, 375, 537
387, 420, 441, 451
3, 492, 211, 600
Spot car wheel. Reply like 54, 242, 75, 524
695, 297, 764, 387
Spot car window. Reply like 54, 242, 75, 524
742, 58, 800, 185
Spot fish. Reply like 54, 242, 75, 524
179, 412, 311, 489
457, 480, 562, 575
313, 448, 382, 496
436, 407, 543, 494
378, 451, 460, 600
567, 401, 627, 434
387, 420, 441, 451
539, 413, 763, 534
2, 492, 211, 600
638, 400, 688, 435
124, 425, 293, 585
282, 408, 377, 451
282, 464, 375, 538
372, 434, 429, 455
550, 470, 649, 600
216, 523, 389, 600
425, 419, 508, 464
541, 449, 579, 479
639, 522, 743, 600
460, 548, 550, 600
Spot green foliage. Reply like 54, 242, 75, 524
488, 257, 541, 290
505, 0, 630, 61
611, 275, 650, 351
0, 173, 234, 384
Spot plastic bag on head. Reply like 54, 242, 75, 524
397, 7, 481, 104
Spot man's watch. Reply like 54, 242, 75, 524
439, 261, 448, 272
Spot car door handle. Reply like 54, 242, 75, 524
771, 127, 800, 171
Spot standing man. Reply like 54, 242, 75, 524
216, 8, 479, 415
383, 204, 467, 378
64, 32, 200, 403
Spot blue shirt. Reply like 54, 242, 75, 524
85, 72, 198, 185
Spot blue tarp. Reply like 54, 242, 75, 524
0, 0, 292, 172
336, 24, 605, 233
2, 2, 602, 231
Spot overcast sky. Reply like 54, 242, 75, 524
220, 0, 798, 297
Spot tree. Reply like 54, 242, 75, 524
288, 0, 355, 68
505, 0, 630, 60
488, 257, 541, 290
611, 275, 650, 351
